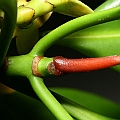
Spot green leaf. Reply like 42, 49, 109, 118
95, 0, 120, 12
0, 91, 56, 120
30, 7, 120, 56
50, 87, 120, 119
58, 19, 120, 73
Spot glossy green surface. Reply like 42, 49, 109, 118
2, 0, 120, 120
95, 0, 120, 11
58, 19, 120, 73
30, 6, 120, 56
51, 87, 120, 118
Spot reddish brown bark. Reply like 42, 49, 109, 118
53, 56, 120, 73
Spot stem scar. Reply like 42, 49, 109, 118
32, 56, 43, 77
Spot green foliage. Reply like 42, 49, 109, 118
1, 0, 120, 120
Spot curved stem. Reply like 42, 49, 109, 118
29, 75, 73, 120
0, 0, 17, 67
30, 6, 120, 56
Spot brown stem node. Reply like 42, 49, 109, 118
32, 56, 43, 77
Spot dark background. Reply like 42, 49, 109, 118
3, 0, 120, 104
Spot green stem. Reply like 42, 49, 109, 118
37, 57, 53, 76
0, 0, 17, 67
30, 6, 120, 56
7, 55, 33, 77
29, 75, 73, 120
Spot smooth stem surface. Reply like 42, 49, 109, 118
30, 6, 120, 56
7, 55, 33, 77
0, 0, 17, 67
29, 75, 73, 120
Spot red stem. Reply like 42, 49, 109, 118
53, 56, 120, 73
